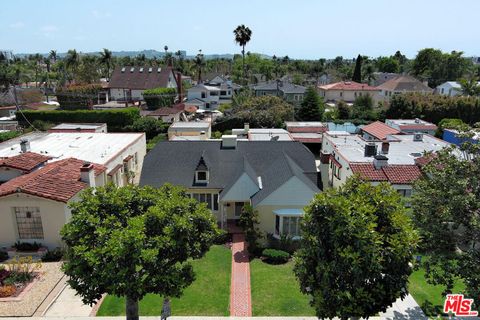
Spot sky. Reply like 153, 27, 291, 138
1, 0, 479, 59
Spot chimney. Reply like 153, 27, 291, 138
176, 72, 183, 102
221, 135, 237, 149
20, 140, 30, 153
373, 155, 388, 170
381, 142, 390, 154
80, 163, 96, 187
244, 123, 250, 133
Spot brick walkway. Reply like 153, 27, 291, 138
229, 233, 252, 317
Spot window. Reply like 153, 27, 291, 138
340, 92, 343, 97
196, 171, 207, 182
201, 92, 206, 99
134, 152, 138, 166
397, 189, 412, 197
333, 165, 341, 179
234, 202, 244, 218
14, 207, 43, 239
220, 90, 227, 96
275, 215, 302, 237
192, 193, 218, 211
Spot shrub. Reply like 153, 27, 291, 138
262, 248, 290, 264
146, 133, 167, 152
0, 250, 8, 262
56, 84, 103, 109
41, 248, 64, 262
143, 87, 177, 110
0, 285, 16, 298
31, 120, 54, 131
128, 117, 168, 140
13, 241, 42, 252
266, 233, 300, 254
17, 108, 140, 132
0, 268, 10, 284
0, 131, 22, 143
213, 229, 231, 245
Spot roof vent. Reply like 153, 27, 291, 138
139, 67, 144, 73
413, 133, 423, 142
20, 139, 30, 153
121, 67, 126, 73
130, 67, 135, 73
157, 67, 161, 73
364, 142, 377, 157
148, 67, 152, 73
221, 135, 237, 149
414, 118, 421, 123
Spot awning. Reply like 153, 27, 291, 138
273, 209, 304, 216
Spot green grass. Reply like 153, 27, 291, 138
97, 245, 231, 316
408, 265, 465, 317
250, 259, 315, 316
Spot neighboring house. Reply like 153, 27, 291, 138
285, 121, 328, 150
443, 128, 480, 146
0, 105, 18, 118
377, 75, 432, 101
319, 131, 451, 195
168, 121, 211, 140
140, 138, 320, 237
372, 72, 401, 86
317, 81, 381, 104
0, 131, 146, 186
436, 81, 480, 97
146, 105, 184, 123
253, 81, 307, 103
385, 119, 437, 135
186, 84, 221, 110
48, 123, 108, 133
0, 158, 107, 248
108, 66, 179, 102
360, 121, 401, 141
231, 127, 294, 141
204, 75, 241, 101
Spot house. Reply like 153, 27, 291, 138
145, 104, 185, 123
108, 66, 180, 102
443, 128, 480, 146
436, 81, 480, 97
360, 121, 401, 141
140, 137, 320, 236
285, 121, 328, 153
319, 131, 451, 195
385, 119, 437, 135
0, 158, 107, 249
186, 84, 221, 110
0, 131, 146, 186
168, 121, 211, 140
48, 123, 108, 133
205, 75, 241, 101
253, 81, 306, 103
317, 81, 381, 104
372, 72, 401, 86
377, 75, 432, 101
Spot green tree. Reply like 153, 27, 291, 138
239, 204, 263, 256
193, 50, 205, 83
294, 177, 418, 319
296, 86, 324, 121
129, 116, 168, 139
233, 24, 252, 84
412, 145, 480, 303
61, 184, 219, 320
232, 95, 294, 128
376, 56, 400, 73
337, 100, 350, 119
65, 49, 80, 82
352, 54, 363, 82
100, 48, 113, 80
458, 77, 480, 96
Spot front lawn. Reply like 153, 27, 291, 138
250, 259, 315, 316
97, 245, 231, 316
408, 264, 465, 317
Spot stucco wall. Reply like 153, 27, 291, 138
256, 204, 308, 235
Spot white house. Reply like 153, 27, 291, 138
385, 119, 437, 135
186, 84, 221, 110
168, 121, 212, 140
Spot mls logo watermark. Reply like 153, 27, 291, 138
443, 294, 478, 317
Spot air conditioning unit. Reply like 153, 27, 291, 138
413, 133, 423, 142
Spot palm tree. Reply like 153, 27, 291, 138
459, 77, 480, 96
99, 48, 113, 80
233, 24, 252, 84
193, 50, 205, 83
65, 49, 80, 82
49, 50, 57, 63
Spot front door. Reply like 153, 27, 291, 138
234, 202, 244, 219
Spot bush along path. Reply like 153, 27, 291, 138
229, 232, 252, 316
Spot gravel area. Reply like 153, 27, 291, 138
0, 262, 64, 317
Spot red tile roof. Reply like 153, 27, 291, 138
0, 158, 106, 202
350, 163, 422, 184
398, 124, 438, 131
361, 121, 401, 140
287, 126, 328, 133
318, 81, 380, 91
0, 152, 51, 172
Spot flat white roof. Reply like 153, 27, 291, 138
290, 132, 322, 138
51, 123, 107, 130
248, 129, 293, 141
0, 132, 144, 165
171, 135, 206, 141
386, 119, 435, 126
285, 121, 326, 127
169, 122, 211, 129
326, 133, 451, 165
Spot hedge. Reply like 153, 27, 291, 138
262, 248, 290, 264
17, 108, 140, 131
142, 87, 176, 110
56, 84, 103, 110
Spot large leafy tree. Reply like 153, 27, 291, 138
412, 143, 480, 305
233, 24, 252, 84
294, 177, 418, 319
61, 184, 219, 320
296, 86, 324, 121
232, 95, 294, 128
376, 56, 400, 73
459, 76, 480, 96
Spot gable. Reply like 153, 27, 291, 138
256, 176, 316, 206
220, 172, 259, 201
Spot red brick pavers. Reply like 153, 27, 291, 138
229, 232, 252, 317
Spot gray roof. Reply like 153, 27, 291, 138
253, 81, 306, 94
140, 141, 319, 204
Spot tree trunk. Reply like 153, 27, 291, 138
242, 45, 246, 85
126, 296, 139, 320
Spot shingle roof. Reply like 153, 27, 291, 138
377, 75, 433, 92
108, 66, 177, 90
318, 81, 380, 91
350, 163, 422, 184
361, 121, 401, 140
0, 158, 106, 202
253, 81, 306, 94
148, 107, 183, 116
0, 152, 51, 172
140, 141, 319, 202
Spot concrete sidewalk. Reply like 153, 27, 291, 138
42, 285, 93, 316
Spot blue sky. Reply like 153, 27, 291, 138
1, 0, 478, 59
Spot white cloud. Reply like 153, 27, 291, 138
9, 21, 25, 29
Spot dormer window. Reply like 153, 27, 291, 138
196, 170, 208, 183
195, 153, 209, 184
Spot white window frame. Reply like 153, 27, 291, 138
195, 171, 209, 183
274, 214, 302, 239
191, 192, 219, 212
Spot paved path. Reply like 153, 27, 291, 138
42, 284, 93, 316
229, 233, 252, 317
379, 294, 426, 319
